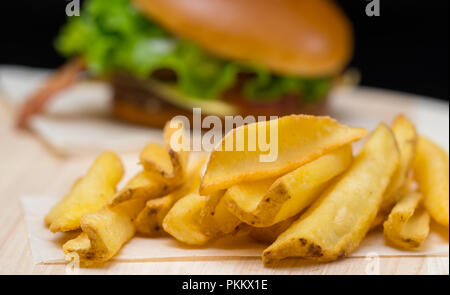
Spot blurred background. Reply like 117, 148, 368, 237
0, 0, 448, 100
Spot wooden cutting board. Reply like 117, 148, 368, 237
0, 88, 448, 274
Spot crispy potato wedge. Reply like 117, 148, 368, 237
413, 136, 449, 227
200, 115, 368, 194
140, 119, 189, 181
250, 215, 298, 244
263, 124, 399, 263
63, 198, 146, 266
109, 171, 171, 207
224, 145, 353, 227
163, 193, 211, 245
135, 196, 172, 235
134, 155, 207, 235
381, 115, 418, 210
199, 192, 242, 237
46, 152, 123, 232
139, 143, 175, 178
383, 192, 430, 249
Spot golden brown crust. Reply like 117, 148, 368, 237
133, 0, 353, 77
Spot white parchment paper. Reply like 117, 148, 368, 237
21, 195, 449, 265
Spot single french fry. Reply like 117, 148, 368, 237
140, 119, 189, 181
199, 192, 242, 238
163, 118, 189, 172
46, 152, 123, 232
381, 115, 418, 210
224, 145, 353, 227
163, 190, 241, 245
263, 124, 399, 264
139, 143, 175, 178
371, 115, 417, 230
383, 192, 430, 249
63, 197, 146, 267
109, 171, 170, 207
222, 179, 274, 225
200, 115, 368, 195
134, 155, 207, 235
135, 196, 172, 235
162, 193, 211, 245
413, 136, 449, 227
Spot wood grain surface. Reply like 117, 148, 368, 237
0, 101, 448, 275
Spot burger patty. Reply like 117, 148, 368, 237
111, 73, 328, 128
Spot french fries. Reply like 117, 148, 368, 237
63, 198, 146, 266
45, 151, 124, 232
371, 115, 418, 229
263, 124, 399, 263
163, 118, 190, 171
139, 143, 176, 178
45, 114, 448, 268
135, 196, 172, 235
200, 115, 367, 195
413, 136, 449, 227
380, 115, 418, 211
162, 193, 211, 245
223, 145, 353, 227
199, 192, 242, 237
134, 155, 207, 235
140, 120, 189, 182
109, 120, 190, 207
108, 171, 170, 207
383, 192, 430, 249
163, 164, 243, 243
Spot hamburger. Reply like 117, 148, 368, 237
18, 0, 353, 127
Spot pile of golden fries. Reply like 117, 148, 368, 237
45, 115, 449, 267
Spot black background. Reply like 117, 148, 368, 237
0, 0, 448, 100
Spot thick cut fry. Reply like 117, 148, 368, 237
199, 192, 242, 237
383, 192, 430, 249
134, 155, 207, 235
381, 115, 418, 210
139, 143, 175, 178
163, 118, 189, 171
250, 216, 298, 244
135, 196, 172, 235
200, 115, 368, 194
163, 193, 211, 245
109, 171, 170, 207
224, 145, 353, 227
140, 119, 189, 181
63, 198, 146, 266
413, 136, 449, 227
45, 152, 123, 232
372, 115, 417, 229
263, 124, 399, 263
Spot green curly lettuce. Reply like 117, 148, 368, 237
56, 0, 331, 102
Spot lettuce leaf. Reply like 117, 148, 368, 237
56, 0, 330, 102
